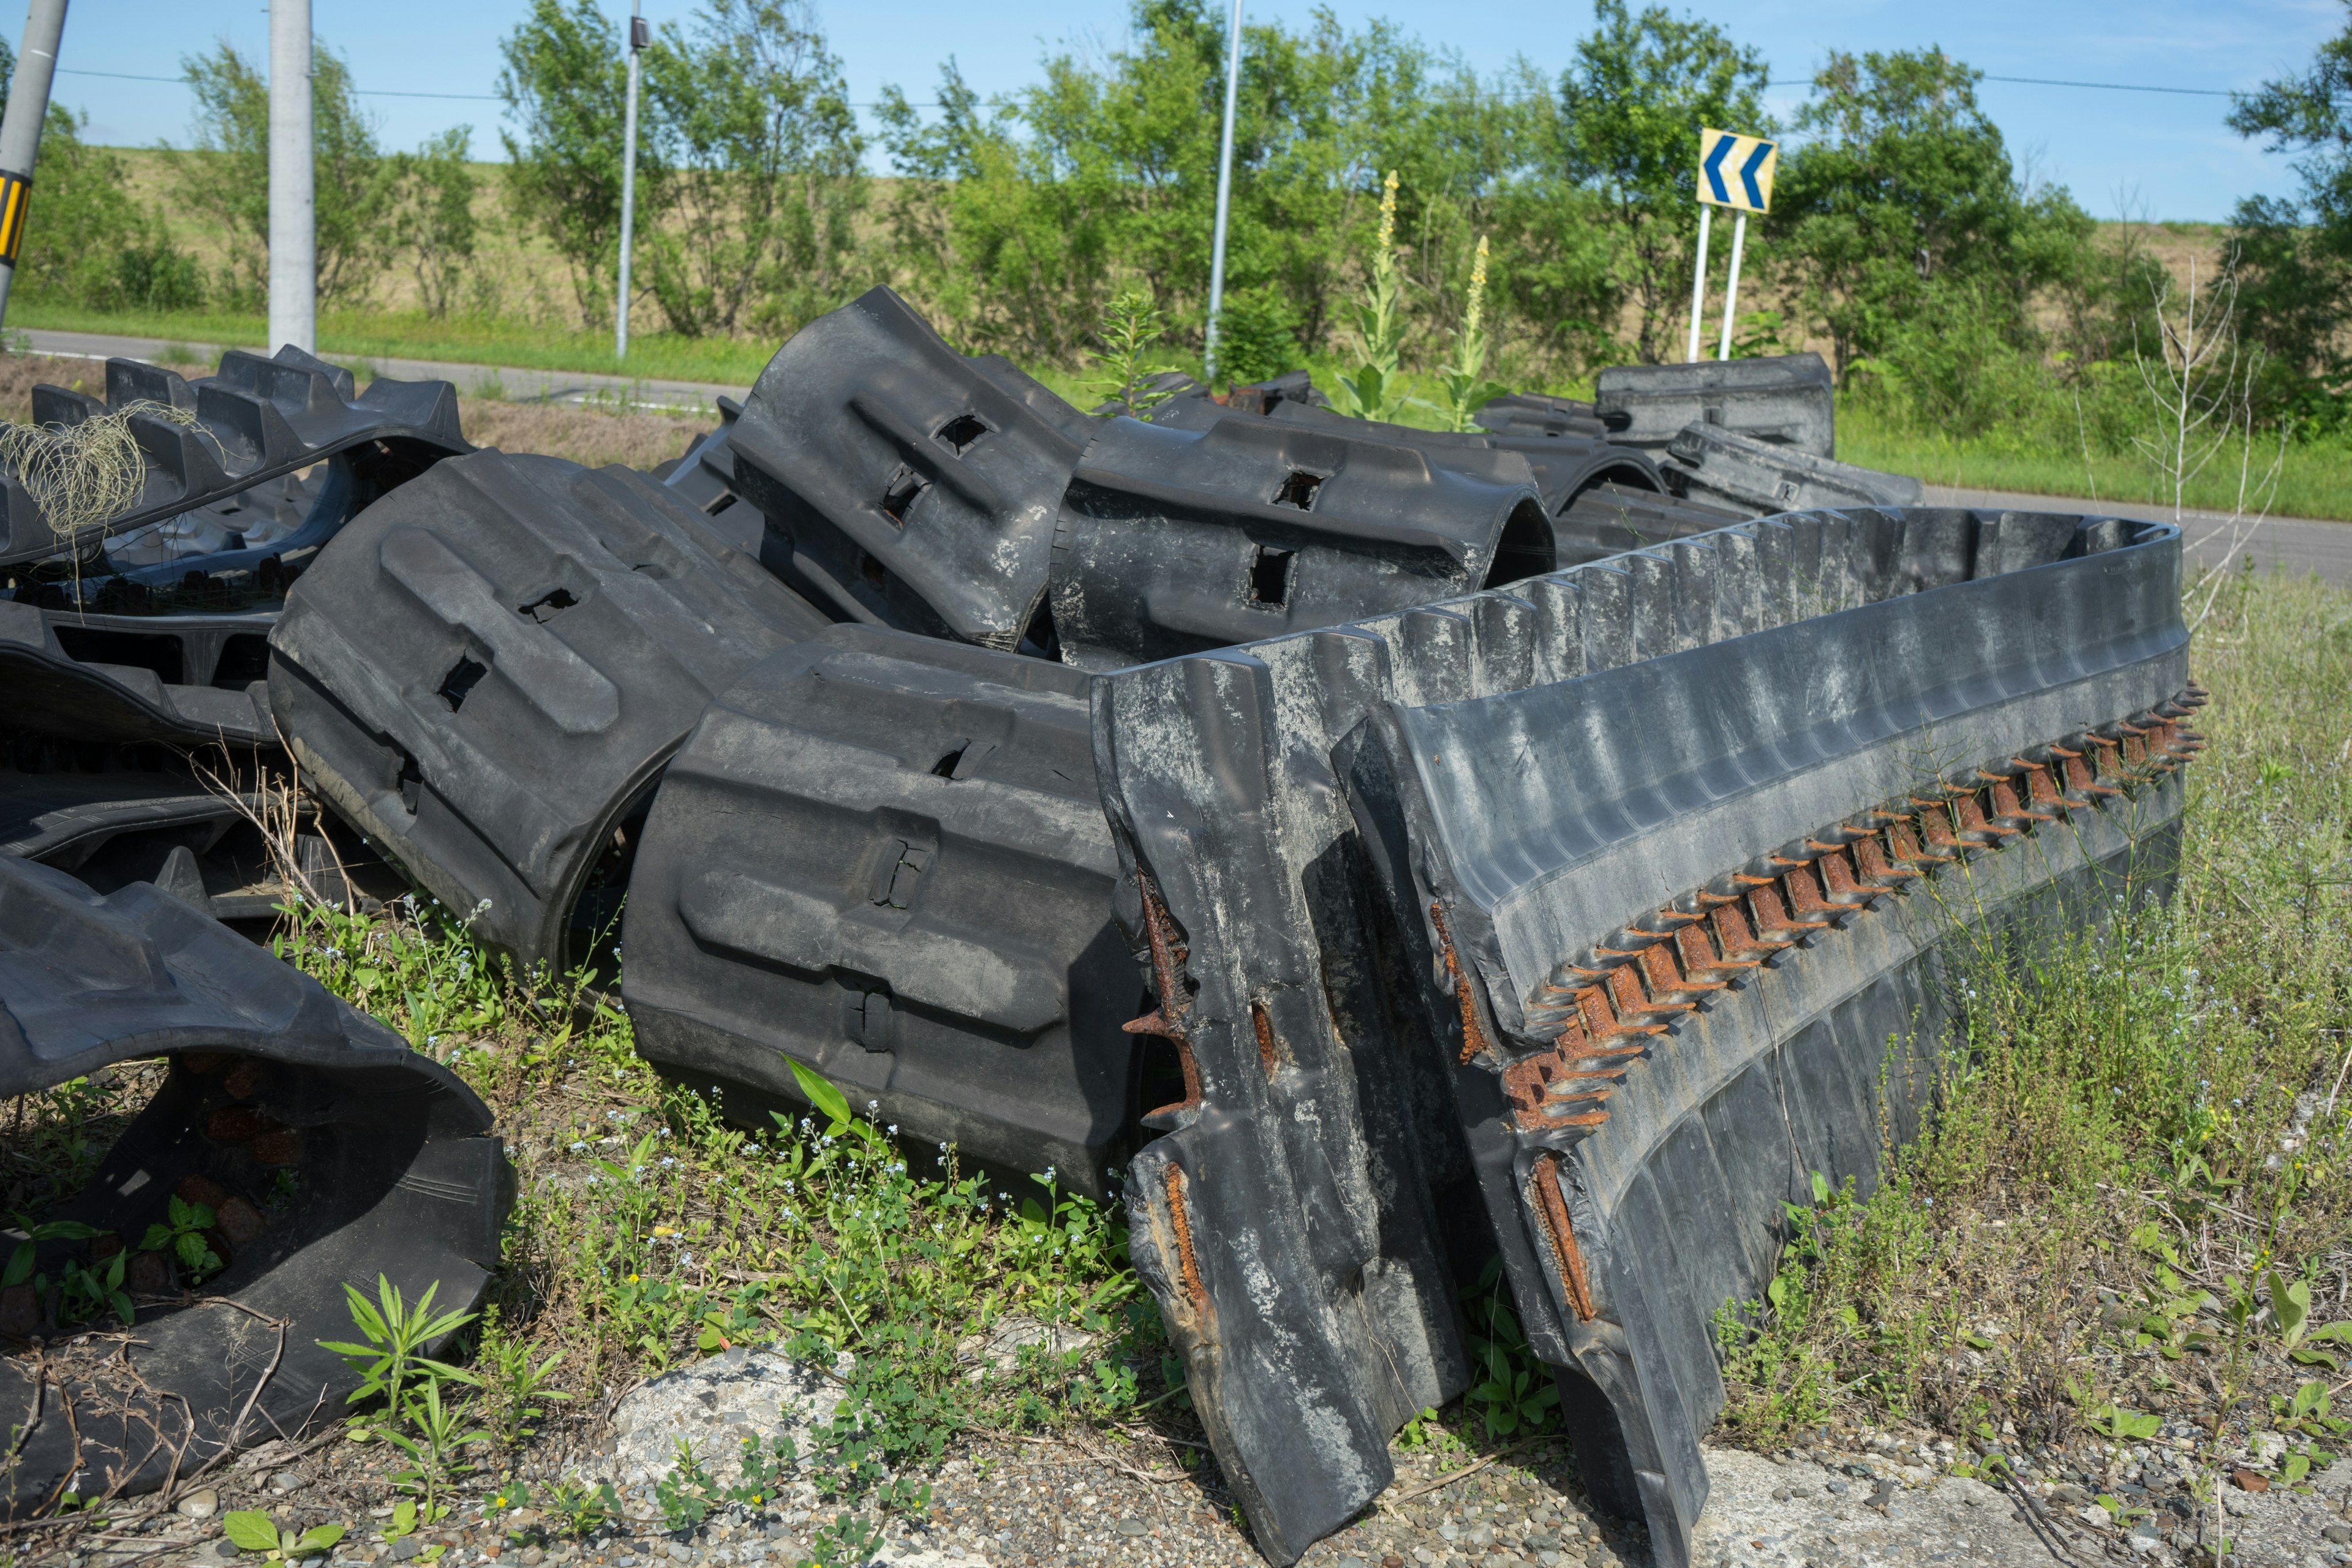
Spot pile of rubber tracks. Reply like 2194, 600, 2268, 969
0, 348, 502, 1514
1, 292, 2201, 1564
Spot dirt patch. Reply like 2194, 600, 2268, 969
458, 399, 707, 472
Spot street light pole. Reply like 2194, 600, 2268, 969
268, 0, 315, 354
1202, 0, 1242, 385
616, 1, 646, 362
0, 0, 67, 330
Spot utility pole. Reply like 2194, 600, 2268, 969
268, 0, 314, 354
1201, 0, 1242, 385
0, 0, 69, 330
616, 1, 646, 361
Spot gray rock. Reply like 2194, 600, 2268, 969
177, 1489, 220, 1519
610, 1348, 848, 1488
269, 1471, 306, 1495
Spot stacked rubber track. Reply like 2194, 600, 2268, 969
0, 346, 468, 567
0, 858, 508, 1516
268, 451, 829, 970
1089, 505, 2194, 1566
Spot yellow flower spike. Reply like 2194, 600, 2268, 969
1378, 170, 1398, 254
1466, 235, 1490, 340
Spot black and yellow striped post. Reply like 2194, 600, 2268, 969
0, 0, 71, 326
0, 170, 32, 269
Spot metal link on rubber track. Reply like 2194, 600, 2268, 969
1090, 505, 2192, 1568
1502, 692, 2207, 1143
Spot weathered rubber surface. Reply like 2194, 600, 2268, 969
267, 451, 829, 971
28, 607, 279, 694
0, 857, 508, 1513
1148, 386, 1663, 520
654, 396, 761, 556
1553, 482, 1750, 566
620, 624, 1138, 1200
1474, 392, 1610, 442
0, 600, 274, 747
1046, 415, 1555, 671
1663, 422, 1922, 514
0, 347, 469, 568
729, 286, 1096, 650
1089, 507, 2192, 1566
1594, 353, 1836, 456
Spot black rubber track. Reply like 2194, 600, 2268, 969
267, 451, 829, 971
729, 286, 1097, 650
0, 347, 469, 568
1088, 506, 2193, 1567
0, 858, 509, 1515
1047, 414, 1554, 671
1593, 353, 1836, 456
620, 624, 1139, 1200
1663, 422, 1922, 513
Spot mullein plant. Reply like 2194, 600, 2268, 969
1439, 233, 1509, 432
1330, 170, 1409, 422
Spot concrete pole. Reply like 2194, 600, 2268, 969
1717, 211, 1747, 361
1684, 203, 1711, 363
0, 0, 69, 328
268, 0, 314, 355
1201, 0, 1242, 385
616, 2, 644, 361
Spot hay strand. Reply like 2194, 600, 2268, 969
0, 399, 203, 548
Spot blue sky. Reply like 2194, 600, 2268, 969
56, 0, 2341, 222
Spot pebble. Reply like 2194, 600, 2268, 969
270, 1470, 307, 1495
177, 1488, 220, 1519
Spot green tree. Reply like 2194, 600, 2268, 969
2226, 4, 2352, 407
173, 39, 392, 309
1773, 48, 2087, 385
388, 127, 480, 319
641, 0, 865, 339
1557, 0, 1771, 364
497, 0, 650, 330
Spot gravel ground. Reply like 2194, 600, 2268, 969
24, 1417, 2352, 1568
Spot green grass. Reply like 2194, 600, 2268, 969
1840, 399, 2352, 524
42, 293, 2352, 527
8, 300, 780, 386
1717, 570, 2352, 1537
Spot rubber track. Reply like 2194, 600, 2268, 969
0, 346, 468, 568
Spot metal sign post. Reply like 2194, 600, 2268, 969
1202, 0, 1243, 385
1690, 126, 1776, 362
1684, 203, 1710, 363
616, 1, 647, 362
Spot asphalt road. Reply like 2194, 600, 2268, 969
1923, 482, 2352, 584
15, 328, 2351, 581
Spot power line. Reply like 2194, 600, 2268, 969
56, 66, 499, 100
1765, 72, 2239, 98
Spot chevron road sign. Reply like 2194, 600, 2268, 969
1687, 127, 1776, 361
1698, 127, 1777, 214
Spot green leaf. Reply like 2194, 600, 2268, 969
224, 1512, 282, 1552
785, 1057, 853, 1130
1809, 1170, 1831, 1205
2269, 1271, 2312, 1349
2, 1241, 31, 1290
2285, 1452, 2313, 1485
293, 1525, 347, 1555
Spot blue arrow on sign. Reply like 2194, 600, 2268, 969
1739, 140, 1771, 209
1702, 135, 1735, 204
